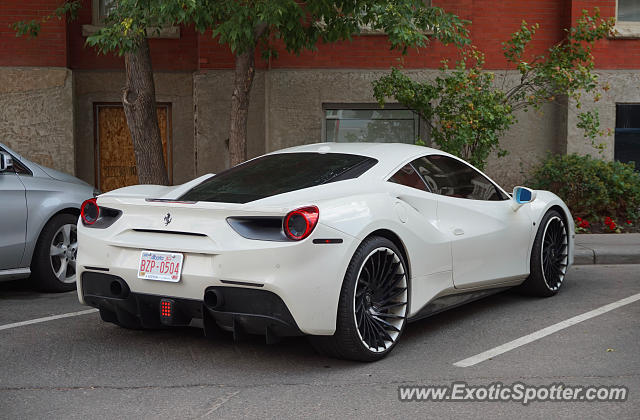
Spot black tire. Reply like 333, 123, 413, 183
519, 210, 569, 297
310, 236, 409, 362
31, 213, 79, 293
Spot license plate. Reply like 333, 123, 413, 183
137, 251, 184, 282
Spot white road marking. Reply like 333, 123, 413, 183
0, 308, 98, 331
454, 292, 640, 367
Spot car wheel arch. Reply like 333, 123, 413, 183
23, 207, 80, 265
526, 203, 573, 267
363, 228, 411, 283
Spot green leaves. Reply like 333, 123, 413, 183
11, 0, 81, 38
529, 154, 640, 222
374, 49, 511, 170
374, 9, 615, 170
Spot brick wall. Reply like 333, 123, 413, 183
67, 0, 198, 71
0, 0, 68, 67
197, 0, 572, 71
1, 1, 638, 71
572, 0, 640, 69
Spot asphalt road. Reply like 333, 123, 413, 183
1, 265, 639, 419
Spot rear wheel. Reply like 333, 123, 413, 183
31, 213, 78, 292
310, 236, 409, 362
519, 210, 568, 297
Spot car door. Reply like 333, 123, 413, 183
388, 162, 452, 275
0, 162, 27, 270
411, 154, 533, 289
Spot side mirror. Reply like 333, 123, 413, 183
512, 186, 536, 211
0, 152, 13, 172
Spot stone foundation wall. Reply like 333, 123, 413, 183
0, 67, 74, 174
194, 69, 567, 189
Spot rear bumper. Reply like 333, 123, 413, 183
77, 222, 359, 335
82, 272, 303, 338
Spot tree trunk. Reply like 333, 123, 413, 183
229, 50, 256, 166
122, 38, 169, 185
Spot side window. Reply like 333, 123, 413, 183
411, 155, 507, 201
388, 164, 429, 192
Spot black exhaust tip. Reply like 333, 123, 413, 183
204, 288, 224, 309
110, 280, 123, 297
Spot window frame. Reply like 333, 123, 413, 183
387, 162, 432, 193
614, 102, 640, 170
178, 152, 379, 204
82, 0, 180, 38
614, 0, 640, 39
323, 103, 422, 144
386, 153, 510, 201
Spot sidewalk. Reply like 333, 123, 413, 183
574, 233, 640, 265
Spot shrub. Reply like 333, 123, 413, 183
528, 154, 640, 221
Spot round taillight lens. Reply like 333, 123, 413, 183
284, 206, 319, 241
81, 198, 100, 225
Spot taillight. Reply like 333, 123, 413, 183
81, 198, 100, 225
283, 206, 319, 241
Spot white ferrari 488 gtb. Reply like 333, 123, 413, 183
77, 142, 574, 361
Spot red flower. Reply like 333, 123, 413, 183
626, 220, 633, 225
576, 217, 583, 222
579, 220, 590, 228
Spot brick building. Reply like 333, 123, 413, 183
1, 0, 639, 191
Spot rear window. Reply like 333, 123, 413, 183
179, 152, 377, 203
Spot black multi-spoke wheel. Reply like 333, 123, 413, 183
354, 248, 407, 353
310, 236, 409, 361
541, 216, 568, 291
519, 210, 569, 297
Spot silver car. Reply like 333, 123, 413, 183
0, 143, 95, 292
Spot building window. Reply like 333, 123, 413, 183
91, 0, 115, 25
618, 0, 640, 22
97, 0, 116, 23
84, 0, 179, 38
614, 104, 640, 170
615, 0, 640, 38
324, 105, 420, 144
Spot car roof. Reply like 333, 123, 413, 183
270, 142, 451, 180
273, 142, 442, 160
269, 142, 509, 195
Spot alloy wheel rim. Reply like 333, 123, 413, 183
49, 223, 77, 284
352, 247, 408, 353
541, 216, 568, 291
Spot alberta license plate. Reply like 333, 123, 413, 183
137, 251, 184, 282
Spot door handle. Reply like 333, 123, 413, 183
453, 228, 465, 236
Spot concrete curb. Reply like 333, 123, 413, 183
573, 233, 640, 265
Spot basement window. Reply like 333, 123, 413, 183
324, 104, 420, 144
614, 0, 640, 38
614, 104, 640, 170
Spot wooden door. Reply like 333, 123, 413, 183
95, 104, 172, 192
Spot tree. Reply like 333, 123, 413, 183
15, 1, 470, 174
373, 9, 616, 170
186, 0, 470, 166
13, 0, 170, 185
85, 1, 175, 185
